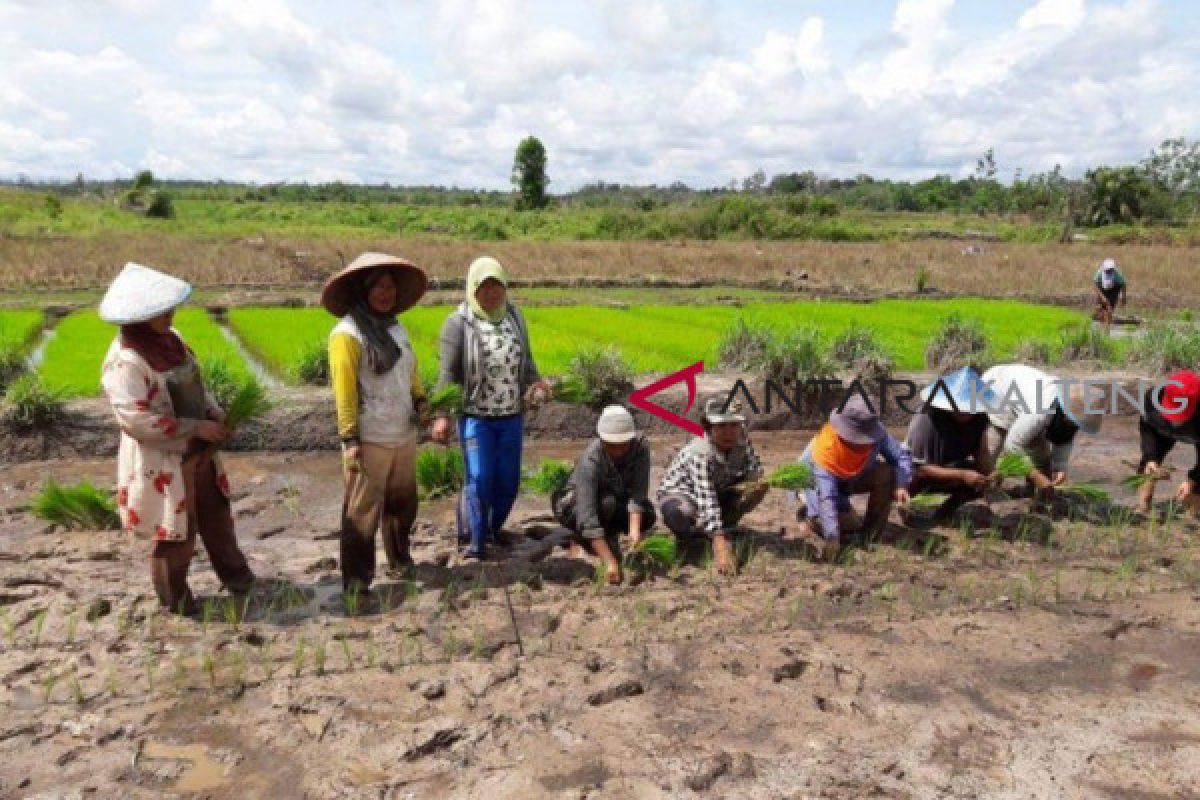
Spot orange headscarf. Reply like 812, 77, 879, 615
811, 422, 872, 479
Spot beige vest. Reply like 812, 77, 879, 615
331, 315, 418, 445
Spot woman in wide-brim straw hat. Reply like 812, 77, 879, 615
430, 256, 553, 559
322, 252, 429, 598
99, 262, 255, 615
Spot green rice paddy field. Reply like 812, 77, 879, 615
0, 310, 43, 352
23, 298, 1089, 397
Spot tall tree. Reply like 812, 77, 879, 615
511, 136, 548, 210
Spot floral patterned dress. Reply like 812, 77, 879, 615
464, 315, 523, 417
100, 336, 229, 542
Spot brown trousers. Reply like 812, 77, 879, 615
150, 457, 255, 613
341, 441, 418, 592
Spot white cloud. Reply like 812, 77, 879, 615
1019, 0, 1087, 29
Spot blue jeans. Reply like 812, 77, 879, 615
457, 414, 524, 554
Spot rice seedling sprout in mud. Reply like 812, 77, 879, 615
41, 672, 58, 703
313, 639, 328, 675
1, 610, 14, 646
1059, 482, 1110, 504
292, 639, 306, 678
339, 635, 353, 668
32, 608, 48, 648
522, 458, 572, 495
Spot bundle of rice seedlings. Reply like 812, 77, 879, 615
200, 359, 240, 411
1059, 482, 1110, 503
416, 446, 465, 499
993, 452, 1035, 480
427, 384, 465, 415
522, 459, 572, 495
562, 346, 635, 408
31, 480, 120, 530
905, 492, 951, 514
717, 318, 772, 369
924, 313, 989, 371
624, 534, 678, 571
1121, 470, 1173, 490
762, 464, 814, 490
222, 376, 271, 430
552, 376, 591, 405
3, 373, 65, 431
292, 341, 330, 386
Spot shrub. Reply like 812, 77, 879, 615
1013, 338, 1053, 365
522, 459, 572, 495
145, 190, 175, 219
924, 314, 989, 371
830, 326, 894, 388
1129, 324, 1200, 372
416, 446, 465, 499
560, 346, 635, 408
292, 341, 329, 386
31, 480, 120, 530
3, 373, 65, 430
717, 318, 772, 369
755, 327, 834, 384
1057, 323, 1116, 363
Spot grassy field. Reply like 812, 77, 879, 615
38, 308, 249, 396
224, 298, 1087, 385
0, 310, 44, 351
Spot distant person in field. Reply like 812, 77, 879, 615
431, 256, 553, 559
99, 262, 255, 616
797, 394, 913, 562
981, 364, 1103, 498
1134, 369, 1200, 515
552, 405, 656, 585
904, 367, 996, 520
323, 253, 429, 600
1092, 257, 1127, 332
657, 398, 766, 576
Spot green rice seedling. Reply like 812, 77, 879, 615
200, 598, 218, 634
203, 651, 217, 687
522, 459, 572, 495
1129, 323, 1200, 372
1057, 323, 1116, 363
551, 375, 590, 405
754, 327, 833, 384
830, 326, 894, 387
31, 480, 120, 530
925, 313, 989, 371
291, 639, 306, 677
104, 667, 117, 697
907, 492, 951, 514
625, 534, 678, 571
1, 609, 15, 646
403, 580, 420, 607
313, 640, 327, 675
3, 373, 65, 430
1013, 337, 1053, 365
416, 446, 465, 499
230, 649, 247, 687
41, 671, 58, 703
143, 653, 156, 692
1060, 482, 1110, 504
200, 358, 240, 411
761, 464, 814, 491
32, 609, 48, 648
222, 375, 271, 430
471, 628, 486, 659
339, 635, 353, 668
292, 340, 330, 386
343, 587, 362, 617
993, 452, 1035, 481
427, 383, 464, 415
69, 671, 84, 705
65, 612, 78, 645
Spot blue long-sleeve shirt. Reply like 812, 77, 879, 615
799, 432, 913, 541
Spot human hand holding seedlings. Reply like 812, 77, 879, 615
343, 443, 362, 473
431, 417, 453, 445
894, 487, 911, 506
960, 469, 989, 491
193, 420, 229, 444
1175, 478, 1196, 502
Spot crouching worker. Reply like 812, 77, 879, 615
904, 367, 995, 520
99, 262, 255, 615
1135, 369, 1200, 514
981, 364, 1102, 497
799, 395, 913, 561
552, 405, 656, 585
657, 398, 765, 576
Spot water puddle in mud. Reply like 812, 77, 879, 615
214, 321, 282, 389
25, 328, 54, 369
141, 742, 229, 792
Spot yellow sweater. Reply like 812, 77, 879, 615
329, 331, 424, 442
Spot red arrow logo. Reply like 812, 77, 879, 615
628, 361, 705, 437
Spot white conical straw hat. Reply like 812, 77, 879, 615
98, 262, 192, 324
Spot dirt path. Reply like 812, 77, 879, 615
1, 425, 1198, 798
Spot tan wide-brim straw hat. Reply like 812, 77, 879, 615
98, 262, 193, 325
320, 252, 428, 316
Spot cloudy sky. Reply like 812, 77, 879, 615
2, 0, 1198, 189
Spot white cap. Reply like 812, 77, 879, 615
1100, 257, 1118, 271
596, 405, 637, 443
98, 262, 192, 324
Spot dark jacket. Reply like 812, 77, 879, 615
1140, 387, 1200, 482
566, 436, 652, 539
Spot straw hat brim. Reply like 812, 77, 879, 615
320, 253, 428, 317
98, 262, 193, 325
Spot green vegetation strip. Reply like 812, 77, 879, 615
38, 309, 249, 397
224, 298, 1086, 385
0, 310, 44, 351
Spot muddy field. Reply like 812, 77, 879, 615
1, 415, 1199, 799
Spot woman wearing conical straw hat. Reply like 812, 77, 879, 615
430, 256, 553, 559
99, 262, 255, 615
322, 252, 429, 600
